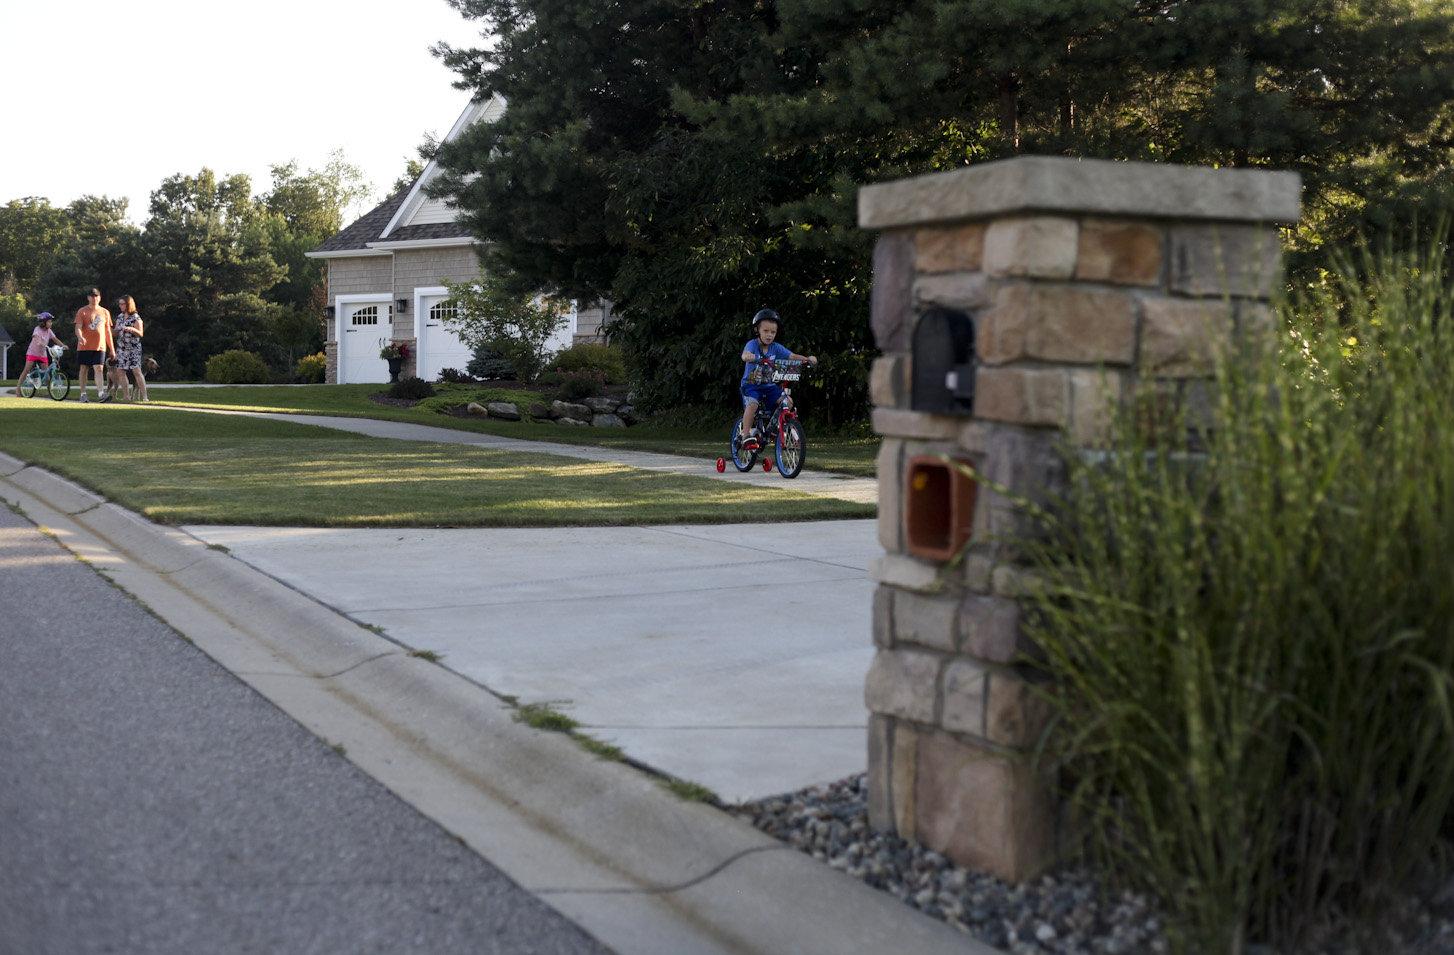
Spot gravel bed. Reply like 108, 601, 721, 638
734, 774, 1454, 955
735, 774, 1166, 954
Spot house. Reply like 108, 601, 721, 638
307, 96, 608, 384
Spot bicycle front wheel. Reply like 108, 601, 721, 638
48, 371, 70, 401
776, 418, 806, 479
18, 374, 37, 398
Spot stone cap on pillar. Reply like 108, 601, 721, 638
859, 156, 1301, 231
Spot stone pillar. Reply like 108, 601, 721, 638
325, 341, 339, 385
402, 338, 419, 381
858, 156, 1300, 880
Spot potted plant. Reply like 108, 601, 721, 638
379, 341, 409, 382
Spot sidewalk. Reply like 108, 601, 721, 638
166, 406, 878, 504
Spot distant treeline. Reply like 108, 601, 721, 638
0, 154, 370, 380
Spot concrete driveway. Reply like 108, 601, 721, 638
185, 519, 877, 804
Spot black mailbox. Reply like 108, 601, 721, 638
911, 307, 976, 415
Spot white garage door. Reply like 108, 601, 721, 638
417, 295, 473, 382
340, 300, 392, 384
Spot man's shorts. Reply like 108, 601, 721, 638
741, 382, 783, 409
77, 350, 104, 367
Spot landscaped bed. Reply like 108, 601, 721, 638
140, 383, 881, 477
0, 398, 874, 527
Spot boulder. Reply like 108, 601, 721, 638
585, 396, 620, 413
486, 402, 521, 421
526, 403, 554, 419
616, 404, 637, 423
592, 413, 626, 428
557, 417, 589, 427
466, 402, 488, 416
552, 400, 593, 420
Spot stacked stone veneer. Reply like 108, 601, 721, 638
858, 156, 1301, 880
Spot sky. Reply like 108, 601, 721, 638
0, 0, 488, 226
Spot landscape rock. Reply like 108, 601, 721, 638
466, 402, 488, 416
552, 400, 593, 420
486, 402, 521, 421
526, 403, 554, 419
585, 396, 621, 413
616, 404, 637, 423
592, 414, 626, 428
557, 417, 588, 427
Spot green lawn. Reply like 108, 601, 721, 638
142, 383, 881, 477
0, 398, 874, 527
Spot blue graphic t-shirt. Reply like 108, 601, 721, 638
742, 339, 791, 384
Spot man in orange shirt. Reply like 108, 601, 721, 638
74, 288, 114, 402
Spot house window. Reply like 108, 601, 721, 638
428, 300, 458, 324
352, 306, 380, 326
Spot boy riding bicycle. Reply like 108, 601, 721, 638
738, 308, 816, 451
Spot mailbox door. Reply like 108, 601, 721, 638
911, 307, 976, 415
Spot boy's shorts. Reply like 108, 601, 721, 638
25, 352, 48, 367
77, 350, 103, 367
741, 382, 783, 409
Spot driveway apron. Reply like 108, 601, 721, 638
185, 519, 879, 803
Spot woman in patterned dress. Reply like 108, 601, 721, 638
112, 296, 147, 402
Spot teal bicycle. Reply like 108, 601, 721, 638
18, 345, 70, 401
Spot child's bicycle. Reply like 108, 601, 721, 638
18, 345, 70, 401
717, 357, 808, 479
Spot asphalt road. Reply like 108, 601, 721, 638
0, 506, 609, 955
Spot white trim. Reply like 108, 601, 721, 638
410, 285, 450, 344
381, 95, 504, 239
306, 248, 395, 260
333, 293, 392, 384
365, 237, 479, 251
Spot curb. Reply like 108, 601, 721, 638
0, 453, 993, 955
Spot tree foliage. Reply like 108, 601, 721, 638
432, 0, 1454, 418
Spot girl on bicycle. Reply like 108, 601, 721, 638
12, 313, 64, 396
738, 308, 815, 450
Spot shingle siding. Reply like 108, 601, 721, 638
392, 247, 480, 337
328, 257, 392, 304
574, 302, 612, 343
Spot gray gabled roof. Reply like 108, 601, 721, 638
311, 180, 475, 255
311, 189, 411, 254
0, 324, 13, 345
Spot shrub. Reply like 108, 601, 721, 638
295, 352, 326, 383
387, 376, 435, 400
437, 367, 473, 384
1020, 237, 1454, 951
204, 349, 270, 384
466, 346, 516, 381
548, 342, 626, 384
555, 370, 604, 402
445, 269, 570, 382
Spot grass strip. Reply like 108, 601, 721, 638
0, 398, 873, 527
142, 383, 880, 477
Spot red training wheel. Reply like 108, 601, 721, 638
763, 460, 773, 473
715, 457, 726, 473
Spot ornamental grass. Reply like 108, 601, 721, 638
1022, 235, 1454, 952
